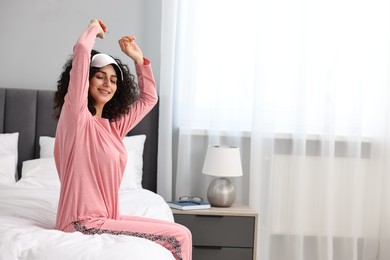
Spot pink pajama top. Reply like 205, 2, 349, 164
54, 25, 158, 231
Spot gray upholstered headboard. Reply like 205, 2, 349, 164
0, 88, 159, 192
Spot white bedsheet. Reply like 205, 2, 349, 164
0, 184, 175, 260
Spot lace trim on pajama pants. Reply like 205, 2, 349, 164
73, 221, 183, 260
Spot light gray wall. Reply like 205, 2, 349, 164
0, 0, 161, 90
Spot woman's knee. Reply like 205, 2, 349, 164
175, 223, 192, 244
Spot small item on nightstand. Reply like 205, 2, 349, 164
167, 196, 211, 210
167, 201, 211, 210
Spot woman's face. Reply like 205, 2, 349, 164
89, 64, 118, 110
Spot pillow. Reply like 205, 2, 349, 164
121, 134, 146, 190
120, 149, 138, 190
39, 136, 55, 158
18, 157, 59, 188
39, 135, 146, 189
0, 154, 17, 184
0, 132, 19, 175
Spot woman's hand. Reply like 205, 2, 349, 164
118, 36, 144, 65
89, 19, 106, 39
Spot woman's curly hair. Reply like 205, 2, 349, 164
54, 49, 139, 121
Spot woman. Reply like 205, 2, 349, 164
53, 19, 192, 260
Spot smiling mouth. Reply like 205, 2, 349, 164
98, 89, 110, 95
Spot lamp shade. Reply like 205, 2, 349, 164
202, 145, 243, 177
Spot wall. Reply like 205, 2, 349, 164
0, 0, 161, 90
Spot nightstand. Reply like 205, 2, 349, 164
172, 204, 258, 260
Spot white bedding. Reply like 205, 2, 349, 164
0, 184, 175, 260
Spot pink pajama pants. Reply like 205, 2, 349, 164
66, 216, 192, 260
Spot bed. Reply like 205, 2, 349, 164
0, 88, 176, 260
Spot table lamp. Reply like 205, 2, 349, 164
202, 145, 243, 207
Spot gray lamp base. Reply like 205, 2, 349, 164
207, 177, 235, 207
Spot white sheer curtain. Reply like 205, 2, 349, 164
159, 0, 390, 259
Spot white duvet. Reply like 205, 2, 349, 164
0, 183, 175, 260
